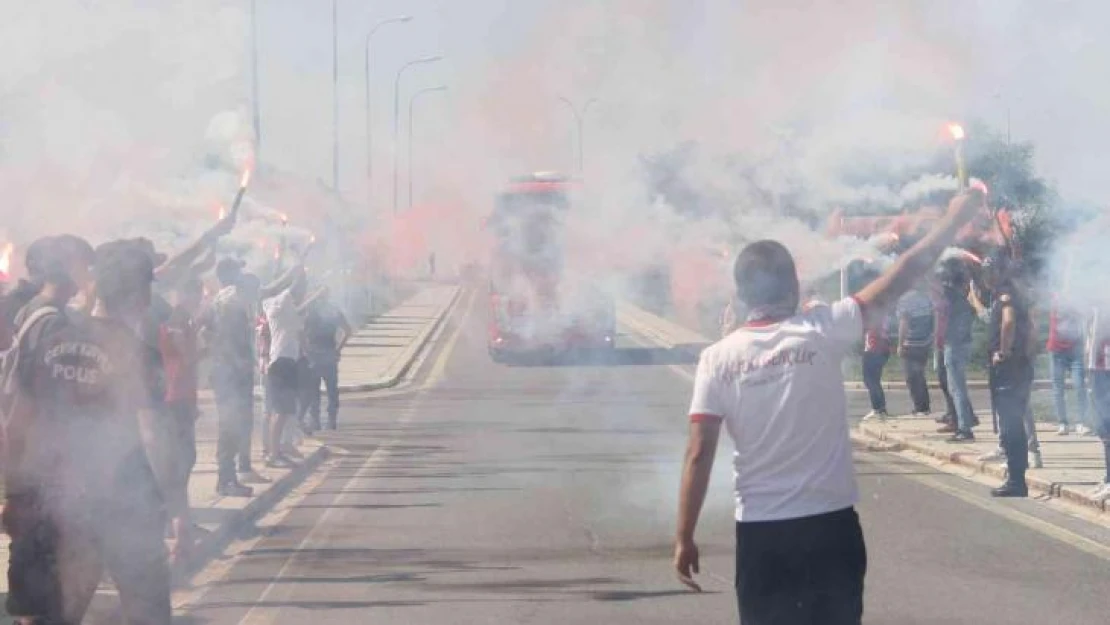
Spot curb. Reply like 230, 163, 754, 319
845, 380, 1057, 391
172, 444, 331, 583
852, 424, 1107, 514
336, 286, 461, 393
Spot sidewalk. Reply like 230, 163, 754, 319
337, 284, 460, 391
616, 300, 1108, 512
858, 416, 1108, 511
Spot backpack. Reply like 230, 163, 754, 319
0, 306, 61, 420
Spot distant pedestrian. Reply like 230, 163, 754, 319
674, 190, 987, 624
157, 277, 205, 562
896, 283, 935, 415
262, 271, 318, 467
301, 290, 352, 431
930, 273, 958, 428
937, 258, 979, 441
859, 270, 893, 421
1085, 305, 1110, 502
1047, 296, 1090, 435
198, 259, 255, 497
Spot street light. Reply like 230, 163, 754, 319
365, 15, 413, 208
250, 0, 262, 159
331, 0, 339, 192
408, 86, 448, 209
557, 96, 598, 173
393, 55, 443, 213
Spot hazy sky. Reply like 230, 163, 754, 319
3, 0, 1110, 252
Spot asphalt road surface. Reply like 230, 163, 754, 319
176, 288, 1110, 625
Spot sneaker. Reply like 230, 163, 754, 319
265, 454, 295, 469
979, 448, 1006, 463
1056, 424, 1070, 436
862, 410, 887, 421
1076, 424, 1094, 437
1030, 450, 1044, 469
946, 431, 975, 442
936, 423, 957, 434
239, 470, 272, 485
1089, 483, 1110, 502
991, 482, 1028, 498
217, 482, 253, 497
912, 410, 931, 417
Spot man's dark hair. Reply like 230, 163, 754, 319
216, 258, 243, 287
95, 240, 155, 315
733, 240, 800, 309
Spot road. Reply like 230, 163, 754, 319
176, 287, 1110, 625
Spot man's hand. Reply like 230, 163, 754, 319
674, 538, 702, 592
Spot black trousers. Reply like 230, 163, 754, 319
991, 359, 1034, 485
301, 358, 340, 427
935, 348, 957, 421
901, 345, 931, 413
214, 377, 253, 486
735, 507, 866, 625
861, 352, 888, 412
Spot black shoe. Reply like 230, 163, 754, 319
217, 482, 254, 497
990, 483, 1028, 498
946, 430, 975, 443
970, 414, 981, 428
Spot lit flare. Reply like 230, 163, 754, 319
0, 243, 12, 276
948, 123, 965, 141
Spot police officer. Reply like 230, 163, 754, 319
982, 253, 1035, 497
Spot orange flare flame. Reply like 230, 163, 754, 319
279, 213, 289, 226
217, 204, 226, 220
240, 164, 253, 188
0, 243, 12, 276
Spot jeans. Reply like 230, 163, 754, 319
1050, 347, 1088, 426
1090, 372, 1110, 483
301, 358, 341, 427
901, 345, 931, 413
991, 359, 1034, 486
861, 352, 888, 412
944, 342, 976, 433
935, 349, 957, 422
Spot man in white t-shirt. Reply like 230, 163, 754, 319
674, 189, 986, 624
262, 272, 309, 468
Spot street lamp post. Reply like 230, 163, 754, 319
557, 96, 598, 173
408, 86, 447, 209
331, 0, 339, 192
393, 55, 443, 213
250, 0, 262, 159
364, 15, 412, 209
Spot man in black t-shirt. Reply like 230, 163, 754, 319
301, 292, 352, 431
982, 254, 1035, 497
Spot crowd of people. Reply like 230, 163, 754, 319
857, 247, 1110, 502
0, 212, 353, 624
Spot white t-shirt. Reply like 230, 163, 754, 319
263, 289, 303, 365
688, 297, 864, 522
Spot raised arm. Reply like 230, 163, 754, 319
855, 189, 987, 318
260, 264, 302, 300
156, 215, 236, 286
